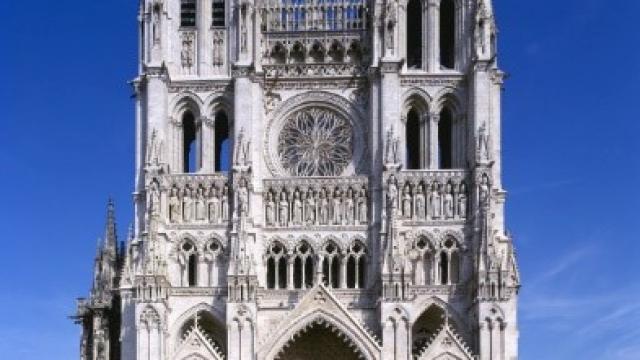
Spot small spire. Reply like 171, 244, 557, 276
105, 198, 118, 252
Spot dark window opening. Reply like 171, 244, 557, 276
330, 258, 340, 288
212, 0, 225, 27
214, 110, 230, 172
294, 257, 303, 289
440, 0, 455, 69
346, 256, 356, 288
278, 257, 287, 289
406, 0, 423, 69
183, 112, 198, 173
438, 108, 453, 169
267, 258, 276, 289
188, 254, 198, 287
357, 257, 366, 289
406, 109, 421, 169
450, 252, 460, 284
440, 252, 449, 285
304, 257, 314, 288
181, 0, 197, 27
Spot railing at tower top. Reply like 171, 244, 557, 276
260, 0, 368, 33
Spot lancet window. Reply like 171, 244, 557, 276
182, 111, 201, 173
179, 241, 199, 287
293, 242, 315, 289
440, 0, 456, 69
414, 236, 435, 285
346, 241, 366, 289
405, 108, 423, 169
406, 0, 423, 69
266, 242, 288, 289
214, 110, 230, 172
322, 242, 341, 288
439, 237, 460, 285
180, 0, 197, 27
438, 107, 454, 169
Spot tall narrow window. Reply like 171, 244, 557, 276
406, 109, 421, 169
266, 243, 287, 289
406, 0, 423, 69
438, 108, 453, 169
181, 0, 197, 27
346, 242, 366, 289
188, 253, 198, 287
439, 252, 449, 285
214, 110, 230, 172
440, 0, 455, 69
183, 111, 199, 173
212, 0, 225, 27
293, 242, 314, 289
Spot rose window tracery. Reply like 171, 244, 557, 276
278, 107, 353, 177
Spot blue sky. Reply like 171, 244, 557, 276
1, 0, 639, 359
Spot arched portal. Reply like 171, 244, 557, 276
276, 321, 364, 360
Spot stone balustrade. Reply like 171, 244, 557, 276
386, 169, 470, 223
260, 0, 368, 33
263, 176, 369, 229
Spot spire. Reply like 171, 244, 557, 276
105, 198, 118, 253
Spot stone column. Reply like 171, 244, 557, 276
427, 0, 440, 72
201, 117, 214, 172
429, 113, 440, 169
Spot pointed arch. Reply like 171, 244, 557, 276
402, 91, 431, 170
171, 303, 227, 357
263, 309, 379, 360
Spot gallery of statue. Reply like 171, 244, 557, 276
74, 0, 520, 359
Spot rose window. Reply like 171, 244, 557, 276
278, 107, 353, 177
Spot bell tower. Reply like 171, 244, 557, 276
75, 0, 520, 359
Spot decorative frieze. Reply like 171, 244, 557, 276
263, 177, 368, 228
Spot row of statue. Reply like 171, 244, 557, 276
168, 183, 231, 224
387, 176, 469, 221
264, 186, 368, 227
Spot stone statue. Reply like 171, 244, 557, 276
152, 3, 161, 44
478, 122, 490, 160
430, 184, 442, 219
319, 189, 329, 225
221, 184, 229, 221
444, 183, 454, 219
385, 0, 398, 53
180, 34, 194, 71
332, 188, 343, 225
415, 184, 426, 220
479, 175, 490, 207
195, 186, 206, 221
278, 191, 289, 227
305, 189, 316, 225
458, 183, 468, 218
148, 181, 161, 216
345, 188, 355, 225
293, 190, 303, 225
357, 187, 368, 224
238, 177, 249, 216
208, 186, 220, 223
387, 175, 399, 210
265, 192, 276, 226
402, 185, 412, 218
182, 187, 194, 222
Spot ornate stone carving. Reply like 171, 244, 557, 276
278, 107, 353, 177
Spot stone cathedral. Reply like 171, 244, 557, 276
74, 0, 520, 359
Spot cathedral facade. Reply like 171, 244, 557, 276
74, 0, 520, 359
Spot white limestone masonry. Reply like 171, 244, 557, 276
74, 1, 520, 359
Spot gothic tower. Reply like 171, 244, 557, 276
75, 0, 520, 359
